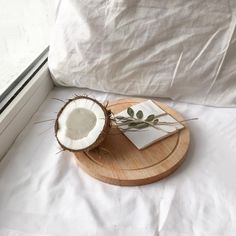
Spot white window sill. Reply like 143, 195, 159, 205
0, 63, 54, 159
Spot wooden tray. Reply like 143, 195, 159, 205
74, 98, 190, 186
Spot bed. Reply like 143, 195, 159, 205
1, 0, 236, 235
0, 87, 236, 235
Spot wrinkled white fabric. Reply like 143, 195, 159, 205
49, 0, 236, 107
0, 87, 236, 236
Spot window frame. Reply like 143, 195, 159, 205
0, 49, 54, 159
0, 47, 49, 113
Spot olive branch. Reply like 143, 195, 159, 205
112, 107, 197, 133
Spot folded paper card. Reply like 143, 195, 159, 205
116, 100, 184, 149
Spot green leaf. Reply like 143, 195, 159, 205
128, 121, 142, 127
145, 114, 155, 122
116, 116, 126, 120
153, 118, 159, 125
136, 110, 143, 119
127, 107, 134, 117
135, 123, 149, 129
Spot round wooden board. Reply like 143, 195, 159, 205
74, 98, 190, 186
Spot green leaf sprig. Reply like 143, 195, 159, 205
113, 107, 197, 133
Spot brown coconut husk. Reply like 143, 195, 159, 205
55, 96, 112, 152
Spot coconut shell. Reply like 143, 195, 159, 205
55, 96, 111, 152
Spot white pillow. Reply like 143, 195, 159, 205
49, 0, 236, 107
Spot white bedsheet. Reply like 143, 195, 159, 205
0, 87, 236, 236
49, 0, 236, 107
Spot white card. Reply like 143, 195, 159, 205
116, 100, 184, 150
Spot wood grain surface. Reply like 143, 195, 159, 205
74, 98, 190, 186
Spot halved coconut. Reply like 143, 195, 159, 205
55, 96, 111, 152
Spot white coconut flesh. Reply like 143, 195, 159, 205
56, 98, 106, 150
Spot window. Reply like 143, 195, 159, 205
0, 0, 55, 100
